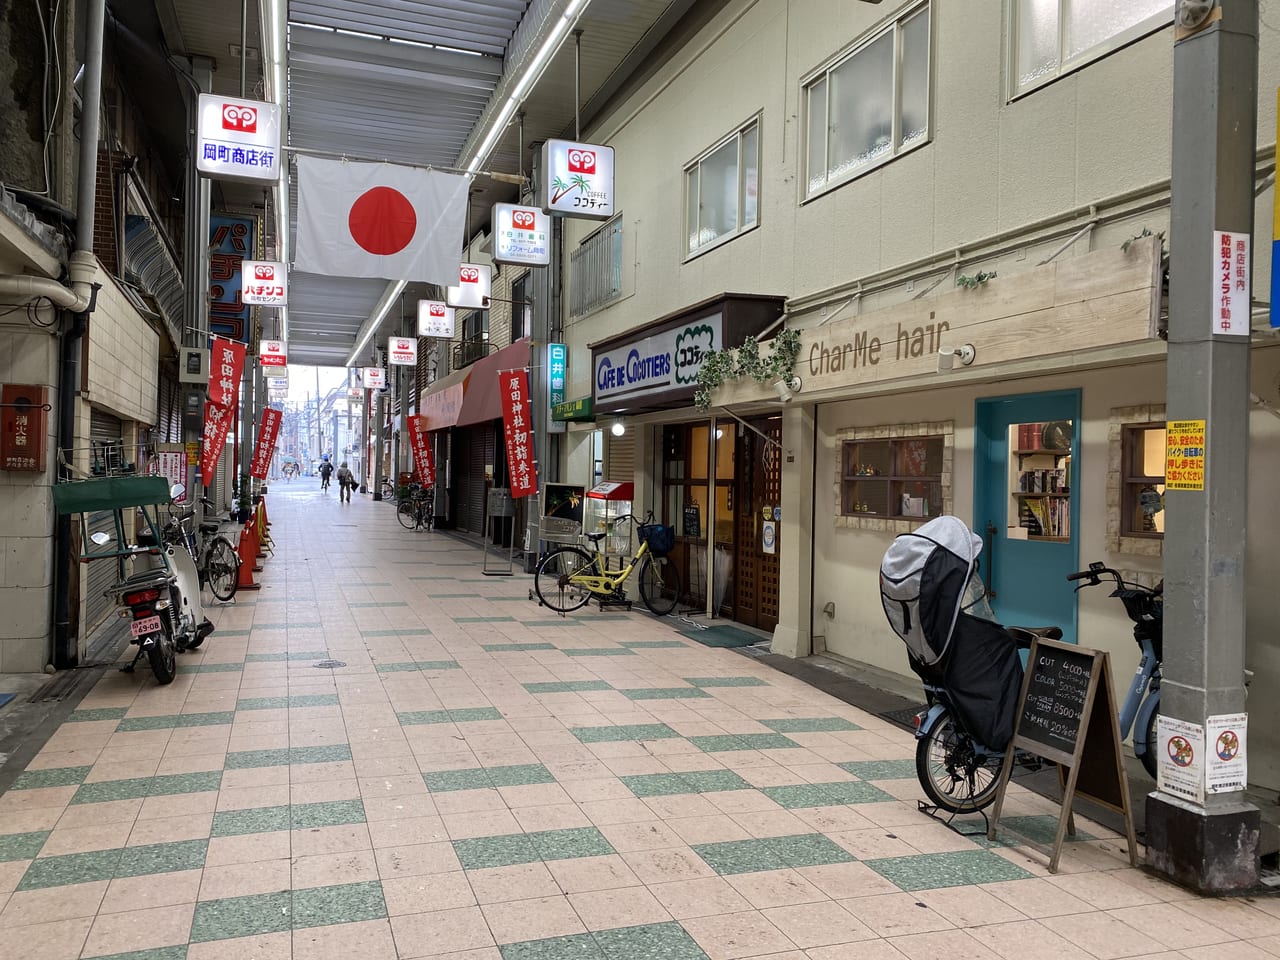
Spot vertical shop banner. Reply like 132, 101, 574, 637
207, 337, 247, 409
250, 407, 283, 479
499, 368, 538, 498
406, 415, 435, 487
209, 214, 257, 342
200, 401, 233, 480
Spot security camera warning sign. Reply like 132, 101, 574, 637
1165, 419, 1205, 491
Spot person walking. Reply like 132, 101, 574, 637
336, 461, 355, 503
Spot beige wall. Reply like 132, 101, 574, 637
85, 269, 160, 425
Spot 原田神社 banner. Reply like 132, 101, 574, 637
293, 155, 468, 284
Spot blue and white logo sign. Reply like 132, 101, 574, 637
762, 521, 777, 555
595, 315, 722, 402
196, 94, 281, 184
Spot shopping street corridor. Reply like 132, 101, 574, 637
0, 482, 1277, 960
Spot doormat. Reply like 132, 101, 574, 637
0, 694, 14, 709
681, 625, 764, 648
880, 704, 928, 730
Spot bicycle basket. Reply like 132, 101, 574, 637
639, 523, 675, 557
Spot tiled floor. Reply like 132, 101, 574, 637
2, 485, 1277, 959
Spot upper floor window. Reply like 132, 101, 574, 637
685, 118, 760, 257
804, 2, 930, 198
569, 215, 623, 318
1012, 0, 1172, 98
511, 272, 531, 341
1121, 422, 1165, 539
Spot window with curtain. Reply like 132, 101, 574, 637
804, 3, 930, 197
1012, 0, 1171, 97
510, 272, 531, 342
685, 118, 760, 257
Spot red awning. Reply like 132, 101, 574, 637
418, 367, 470, 431
456, 338, 533, 427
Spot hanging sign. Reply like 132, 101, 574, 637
595, 315, 722, 402
364, 367, 387, 390
388, 337, 418, 366
196, 94, 281, 183
249, 407, 283, 480
207, 337, 246, 410
241, 260, 287, 305
199, 401, 234, 481
493, 203, 551, 266
418, 300, 456, 338
547, 343, 567, 436
406, 415, 436, 487
258, 339, 287, 367
447, 263, 491, 309
1165, 419, 1206, 491
540, 139, 615, 219
499, 368, 538, 498
209, 214, 255, 342
1213, 230, 1250, 336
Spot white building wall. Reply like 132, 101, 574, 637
85, 269, 160, 425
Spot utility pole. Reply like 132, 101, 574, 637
1147, 0, 1260, 893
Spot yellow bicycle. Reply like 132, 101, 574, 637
534, 512, 682, 615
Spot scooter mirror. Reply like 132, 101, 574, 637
90, 531, 112, 546
170, 483, 186, 499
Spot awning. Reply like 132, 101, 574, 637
419, 367, 470, 432
456, 338, 533, 427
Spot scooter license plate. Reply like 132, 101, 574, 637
130, 615, 163, 638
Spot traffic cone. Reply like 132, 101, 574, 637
236, 524, 261, 591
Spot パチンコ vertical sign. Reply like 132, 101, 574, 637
499, 369, 537, 498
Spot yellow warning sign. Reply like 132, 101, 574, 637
1165, 419, 1206, 490
186, 441, 200, 466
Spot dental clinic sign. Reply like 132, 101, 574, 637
196, 94, 281, 183
594, 315, 721, 402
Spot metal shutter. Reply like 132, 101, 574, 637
605, 431, 636, 483
86, 409, 124, 630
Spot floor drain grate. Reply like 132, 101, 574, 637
313, 660, 346, 669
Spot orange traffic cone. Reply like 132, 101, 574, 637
236, 524, 261, 591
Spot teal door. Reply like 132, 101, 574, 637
974, 390, 1080, 643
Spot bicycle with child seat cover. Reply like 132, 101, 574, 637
397, 483, 433, 531
534, 512, 681, 616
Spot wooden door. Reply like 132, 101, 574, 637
732, 417, 782, 631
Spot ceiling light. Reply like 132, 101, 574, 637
610, 420, 625, 437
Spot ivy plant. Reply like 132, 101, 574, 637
694, 327, 802, 410
956, 270, 997, 289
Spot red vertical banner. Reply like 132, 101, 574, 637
200, 401, 233, 479
499, 368, 538, 498
250, 408, 283, 479
207, 337, 247, 409
407, 415, 435, 487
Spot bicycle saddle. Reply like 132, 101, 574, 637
199, 521, 219, 535
585, 532, 607, 542
1007, 625, 1063, 642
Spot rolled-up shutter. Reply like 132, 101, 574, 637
605, 431, 635, 483
86, 409, 124, 630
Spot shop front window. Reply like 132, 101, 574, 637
1122, 423, 1165, 538
841, 435, 944, 519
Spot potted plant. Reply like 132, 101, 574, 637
237, 474, 252, 523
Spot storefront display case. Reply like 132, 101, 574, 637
584, 481, 634, 558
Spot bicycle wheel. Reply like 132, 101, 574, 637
206, 536, 239, 602
397, 500, 418, 530
1140, 706, 1159, 779
639, 555, 681, 616
914, 708, 1003, 813
534, 547, 596, 613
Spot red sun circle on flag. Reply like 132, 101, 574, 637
348, 186, 417, 255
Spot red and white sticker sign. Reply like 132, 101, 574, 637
364, 367, 386, 390
242, 261, 288, 305
258, 339, 287, 367
388, 337, 418, 366
1212, 231, 1250, 336
447, 263, 491, 309
418, 300, 456, 339
499, 368, 538, 498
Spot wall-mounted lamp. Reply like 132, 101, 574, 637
937, 344, 976, 372
774, 376, 802, 403
610, 419, 626, 437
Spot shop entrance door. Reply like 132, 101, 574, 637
732, 417, 782, 631
974, 390, 1080, 643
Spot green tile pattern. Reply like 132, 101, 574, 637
71, 771, 223, 805
693, 833, 855, 875
17, 847, 121, 889
68, 707, 129, 722
360, 629, 433, 636
617, 688, 710, 700
10, 765, 92, 789
212, 805, 290, 838
838, 759, 918, 780
563, 648, 636, 657
501, 922, 710, 960
397, 708, 503, 725
688, 733, 799, 752
236, 694, 339, 709
291, 879, 387, 928
0, 831, 49, 861
683, 677, 768, 688
347, 601, 407, 607
571, 724, 680, 743
865, 850, 1034, 890
761, 717, 862, 733
84, 948, 188, 960
179, 662, 243, 673
453, 826, 613, 870
525, 620, 588, 627
244, 650, 328, 662
224, 744, 352, 769
620, 641, 689, 649
189, 889, 292, 942
483, 643, 557, 652
523, 681, 612, 694
117, 711, 236, 731
761, 781, 894, 808
425, 764, 555, 792
453, 616, 517, 623
116, 839, 208, 878
620, 769, 752, 797
977, 815, 1096, 849
291, 799, 366, 829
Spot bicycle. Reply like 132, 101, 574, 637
167, 497, 240, 603
397, 483, 434, 531
533, 512, 681, 616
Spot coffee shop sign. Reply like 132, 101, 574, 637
595, 316, 722, 401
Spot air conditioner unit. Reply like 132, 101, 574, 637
178, 347, 209, 384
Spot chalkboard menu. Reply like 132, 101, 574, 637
683, 503, 701, 539
1018, 643, 1096, 762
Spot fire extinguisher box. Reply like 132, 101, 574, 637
1, 384, 49, 471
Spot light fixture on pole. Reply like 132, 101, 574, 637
936, 344, 976, 372
610, 419, 625, 437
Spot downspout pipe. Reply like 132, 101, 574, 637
51, 0, 108, 669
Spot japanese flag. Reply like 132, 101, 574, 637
294, 155, 468, 284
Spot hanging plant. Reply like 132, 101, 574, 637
956, 271, 997, 289
694, 327, 803, 410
